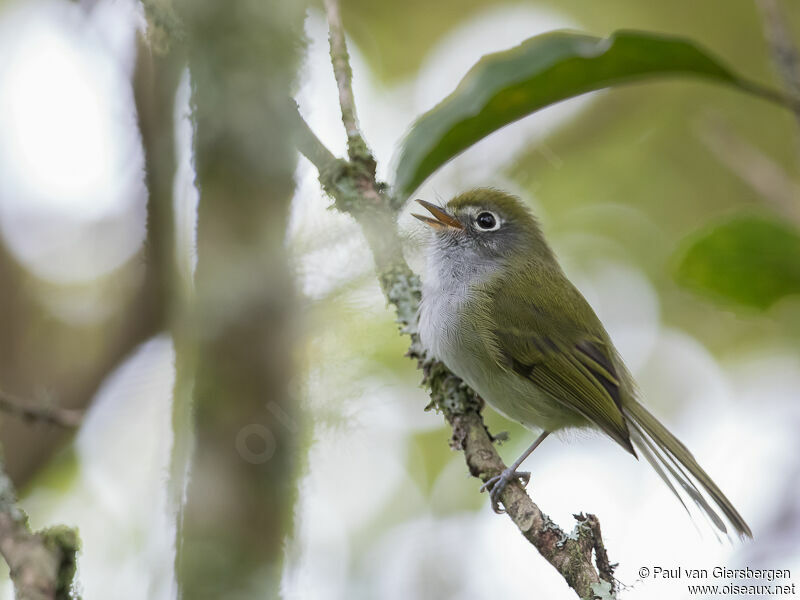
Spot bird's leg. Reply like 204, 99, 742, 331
480, 431, 550, 514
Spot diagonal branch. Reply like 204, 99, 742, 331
420, 362, 617, 598
291, 68, 618, 600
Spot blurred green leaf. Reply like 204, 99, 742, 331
675, 214, 800, 310
394, 29, 787, 200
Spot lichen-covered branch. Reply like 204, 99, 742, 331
290, 4, 619, 597
417, 359, 617, 599
0, 459, 80, 600
446, 410, 616, 598
0, 390, 82, 429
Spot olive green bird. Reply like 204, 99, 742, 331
414, 188, 751, 538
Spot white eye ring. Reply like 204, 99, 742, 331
474, 210, 501, 231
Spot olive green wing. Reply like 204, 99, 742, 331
477, 273, 636, 455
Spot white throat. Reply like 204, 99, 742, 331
418, 236, 499, 362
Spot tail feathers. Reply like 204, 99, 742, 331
624, 400, 752, 539
627, 420, 727, 538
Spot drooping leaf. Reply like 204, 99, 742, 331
674, 214, 800, 310
393, 30, 788, 200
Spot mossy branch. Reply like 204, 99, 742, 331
290, 1, 618, 597
0, 460, 80, 600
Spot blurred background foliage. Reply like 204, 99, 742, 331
0, 0, 798, 598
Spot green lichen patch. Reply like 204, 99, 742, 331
41, 525, 81, 600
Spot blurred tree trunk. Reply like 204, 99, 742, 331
173, 0, 307, 597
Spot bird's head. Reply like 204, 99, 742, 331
412, 188, 551, 264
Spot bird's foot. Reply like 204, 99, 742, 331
480, 468, 531, 514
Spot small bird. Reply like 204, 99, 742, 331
414, 188, 751, 538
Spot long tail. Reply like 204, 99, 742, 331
623, 399, 752, 539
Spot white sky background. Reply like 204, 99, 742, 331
0, 1, 797, 599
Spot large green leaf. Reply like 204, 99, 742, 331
675, 214, 800, 310
393, 30, 786, 200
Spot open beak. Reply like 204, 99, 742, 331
412, 199, 463, 230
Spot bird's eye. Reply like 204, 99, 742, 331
475, 211, 499, 231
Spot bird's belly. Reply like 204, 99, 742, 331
419, 296, 586, 432
446, 343, 585, 433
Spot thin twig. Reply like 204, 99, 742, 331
0, 390, 82, 428
756, 0, 800, 101
290, 101, 340, 173
290, 102, 618, 598
696, 115, 800, 223
755, 0, 800, 155
322, 0, 375, 168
